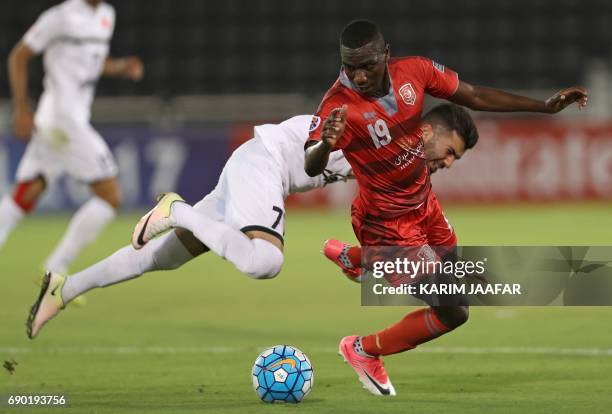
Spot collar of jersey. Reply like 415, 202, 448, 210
339, 70, 398, 116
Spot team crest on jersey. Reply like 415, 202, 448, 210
309, 116, 321, 132
432, 61, 445, 73
399, 83, 417, 106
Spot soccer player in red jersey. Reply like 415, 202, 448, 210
304, 19, 588, 396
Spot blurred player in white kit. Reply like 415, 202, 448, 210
0, 0, 143, 274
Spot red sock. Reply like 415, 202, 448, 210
347, 245, 361, 268
12, 181, 40, 213
361, 308, 450, 356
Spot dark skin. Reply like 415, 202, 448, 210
305, 37, 588, 176
306, 36, 588, 327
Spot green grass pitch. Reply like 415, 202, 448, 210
1, 203, 612, 413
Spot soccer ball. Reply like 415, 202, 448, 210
251, 345, 314, 403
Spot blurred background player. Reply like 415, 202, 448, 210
26, 114, 353, 338
305, 19, 588, 396
0, 0, 143, 274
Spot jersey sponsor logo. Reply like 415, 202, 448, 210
398, 83, 417, 106
432, 61, 445, 73
394, 140, 425, 169
309, 116, 321, 132
101, 16, 111, 29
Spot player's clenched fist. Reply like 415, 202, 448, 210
321, 105, 348, 147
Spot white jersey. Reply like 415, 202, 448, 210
23, 0, 115, 126
194, 116, 353, 242
255, 115, 353, 195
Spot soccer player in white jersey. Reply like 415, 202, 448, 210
0, 0, 143, 274
26, 114, 353, 338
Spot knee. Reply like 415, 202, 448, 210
91, 179, 122, 210
433, 306, 469, 330
239, 239, 284, 280
101, 191, 121, 210
244, 265, 282, 280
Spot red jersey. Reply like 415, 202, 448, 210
307, 56, 458, 218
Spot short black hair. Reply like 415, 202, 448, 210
340, 19, 384, 49
423, 104, 479, 149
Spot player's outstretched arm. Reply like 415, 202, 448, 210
103, 56, 144, 81
304, 105, 348, 177
7, 41, 36, 141
449, 81, 588, 114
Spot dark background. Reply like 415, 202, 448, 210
1, 0, 610, 99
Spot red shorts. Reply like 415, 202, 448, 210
351, 190, 457, 247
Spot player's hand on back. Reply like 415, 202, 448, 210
13, 106, 34, 141
321, 105, 348, 148
544, 86, 588, 113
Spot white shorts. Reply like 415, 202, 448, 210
193, 137, 286, 244
15, 120, 118, 184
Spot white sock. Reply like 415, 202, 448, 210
45, 196, 116, 273
0, 196, 26, 248
62, 231, 194, 303
171, 202, 283, 279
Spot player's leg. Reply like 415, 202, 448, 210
424, 192, 469, 329
61, 228, 202, 303
359, 304, 466, 356
0, 176, 46, 247
340, 198, 469, 395
338, 210, 413, 396
322, 204, 366, 280
342, 194, 469, 393
133, 138, 285, 280
322, 239, 362, 281
341, 298, 463, 397
340, 303, 466, 396
44, 177, 119, 273
0, 134, 53, 248
168, 201, 284, 279
43, 123, 119, 273
177, 139, 285, 279
27, 228, 205, 339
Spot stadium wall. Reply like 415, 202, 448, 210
1, 117, 610, 211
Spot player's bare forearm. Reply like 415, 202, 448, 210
8, 41, 35, 140
304, 141, 333, 177
103, 56, 144, 81
450, 81, 588, 114
8, 41, 33, 110
304, 105, 349, 176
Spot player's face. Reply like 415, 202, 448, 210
341, 42, 389, 97
424, 125, 466, 174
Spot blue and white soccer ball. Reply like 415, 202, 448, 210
251, 345, 314, 403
